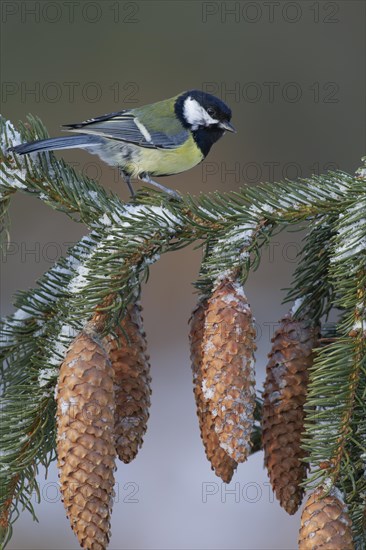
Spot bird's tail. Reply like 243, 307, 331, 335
9, 134, 101, 155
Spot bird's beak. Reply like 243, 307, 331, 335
219, 120, 237, 133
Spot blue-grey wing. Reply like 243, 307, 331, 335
63, 111, 188, 150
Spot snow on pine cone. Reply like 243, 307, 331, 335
56, 329, 116, 550
262, 313, 319, 515
107, 303, 151, 464
189, 297, 237, 483
200, 278, 256, 463
299, 487, 354, 549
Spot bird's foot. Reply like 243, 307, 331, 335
119, 168, 136, 198
139, 173, 182, 201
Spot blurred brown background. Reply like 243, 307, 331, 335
1, 1, 365, 548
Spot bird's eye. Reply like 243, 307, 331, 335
207, 107, 215, 116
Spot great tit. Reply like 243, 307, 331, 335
10, 90, 236, 197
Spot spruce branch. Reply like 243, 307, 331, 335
284, 215, 338, 322
301, 194, 366, 543
1, 116, 365, 549
0, 116, 124, 229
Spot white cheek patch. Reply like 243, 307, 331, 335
183, 97, 219, 129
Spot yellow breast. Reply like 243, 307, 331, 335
126, 135, 204, 177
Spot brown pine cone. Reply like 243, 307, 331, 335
262, 313, 319, 515
200, 278, 257, 463
107, 303, 151, 464
299, 488, 354, 549
189, 297, 237, 483
56, 330, 116, 550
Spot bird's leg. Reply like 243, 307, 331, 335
119, 168, 135, 198
139, 173, 181, 200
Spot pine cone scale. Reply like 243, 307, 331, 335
262, 313, 319, 515
200, 280, 256, 463
106, 303, 151, 464
190, 298, 238, 483
57, 331, 116, 550
299, 489, 354, 549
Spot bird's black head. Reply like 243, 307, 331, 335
175, 90, 235, 157
175, 90, 235, 133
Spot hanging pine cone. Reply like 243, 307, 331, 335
107, 303, 151, 464
56, 329, 116, 550
200, 277, 256, 463
262, 313, 319, 515
299, 487, 354, 549
189, 298, 237, 483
